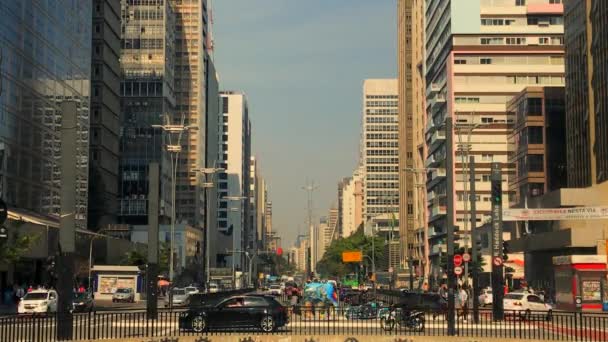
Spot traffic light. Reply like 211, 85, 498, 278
502, 241, 509, 261
475, 238, 483, 257
491, 179, 502, 204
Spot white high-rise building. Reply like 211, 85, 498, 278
213, 92, 251, 269
362, 79, 400, 221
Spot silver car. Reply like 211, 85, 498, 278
112, 288, 135, 303
165, 288, 190, 307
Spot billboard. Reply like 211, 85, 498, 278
342, 251, 362, 263
503, 207, 608, 221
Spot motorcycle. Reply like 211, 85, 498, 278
344, 301, 383, 320
380, 307, 425, 332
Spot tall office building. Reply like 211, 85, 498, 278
171, 0, 212, 225
248, 156, 259, 251
213, 92, 251, 269
397, 0, 419, 270
118, 0, 175, 224
340, 168, 364, 238
424, 0, 565, 267
256, 176, 267, 249
506, 0, 608, 286
0, 1, 92, 225
564, 0, 608, 188
362, 79, 400, 221
88, 0, 121, 230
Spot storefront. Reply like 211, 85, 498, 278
553, 255, 608, 311
91, 265, 143, 301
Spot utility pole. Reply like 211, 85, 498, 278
147, 163, 160, 319
57, 101, 78, 340
469, 156, 479, 324
445, 117, 456, 336
302, 181, 318, 278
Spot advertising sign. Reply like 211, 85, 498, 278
503, 207, 608, 221
342, 251, 363, 263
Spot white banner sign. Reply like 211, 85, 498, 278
503, 207, 608, 221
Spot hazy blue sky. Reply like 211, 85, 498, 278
213, 0, 397, 247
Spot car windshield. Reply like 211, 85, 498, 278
173, 289, 186, 295
270, 285, 281, 289
23, 293, 48, 300
505, 294, 524, 300
116, 288, 131, 293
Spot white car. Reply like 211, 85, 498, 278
504, 293, 553, 320
18, 290, 58, 314
267, 284, 282, 296
479, 288, 493, 306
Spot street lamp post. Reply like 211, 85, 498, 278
192, 166, 225, 289
152, 115, 198, 287
226, 196, 247, 289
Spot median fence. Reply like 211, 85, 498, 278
1, 307, 607, 342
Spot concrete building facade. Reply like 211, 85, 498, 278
118, 0, 175, 224
424, 0, 565, 267
88, 0, 121, 230
362, 79, 400, 221
213, 92, 251, 269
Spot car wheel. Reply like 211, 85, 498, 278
192, 315, 207, 333
413, 316, 425, 332
260, 316, 275, 332
381, 318, 395, 331
545, 310, 553, 322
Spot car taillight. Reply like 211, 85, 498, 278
514, 302, 522, 306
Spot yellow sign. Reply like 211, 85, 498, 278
342, 251, 363, 263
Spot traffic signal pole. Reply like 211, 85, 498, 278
491, 163, 504, 320
470, 156, 480, 324
445, 117, 456, 335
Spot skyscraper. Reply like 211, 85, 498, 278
0, 0, 92, 225
118, 0, 175, 224
362, 79, 400, 221
88, 0, 121, 230
213, 91, 251, 269
171, 0, 212, 225
424, 0, 565, 266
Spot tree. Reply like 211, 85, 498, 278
315, 225, 385, 279
0, 231, 40, 265
121, 242, 170, 275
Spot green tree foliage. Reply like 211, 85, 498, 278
315, 225, 385, 279
0, 232, 40, 265
122, 242, 171, 275
258, 253, 295, 275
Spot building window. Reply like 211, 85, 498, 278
480, 58, 492, 65
527, 98, 542, 116
528, 154, 544, 172
222, 97, 229, 113
528, 126, 543, 144
516, 0, 526, 5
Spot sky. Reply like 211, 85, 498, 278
213, 0, 397, 247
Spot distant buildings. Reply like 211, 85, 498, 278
340, 167, 364, 238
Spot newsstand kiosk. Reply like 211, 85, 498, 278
553, 255, 608, 311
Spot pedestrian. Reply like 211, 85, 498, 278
15, 285, 25, 304
459, 285, 469, 321
27, 285, 33, 293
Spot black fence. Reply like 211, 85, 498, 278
1, 306, 607, 342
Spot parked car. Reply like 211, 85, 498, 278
208, 283, 219, 293
267, 284, 282, 296
18, 290, 58, 314
185, 286, 200, 295
73, 292, 94, 313
503, 293, 553, 321
112, 288, 135, 303
165, 288, 190, 307
179, 295, 288, 332
479, 288, 493, 306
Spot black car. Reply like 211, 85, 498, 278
179, 295, 288, 333
72, 292, 94, 313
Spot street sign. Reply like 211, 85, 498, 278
453, 254, 463, 267
454, 266, 463, 275
342, 251, 363, 263
0, 199, 7, 225
493, 256, 503, 267
0, 226, 6, 239
462, 253, 471, 262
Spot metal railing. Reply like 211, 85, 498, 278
1, 306, 607, 341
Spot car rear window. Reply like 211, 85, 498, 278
173, 289, 186, 295
505, 294, 524, 300
270, 285, 281, 289
23, 293, 48, 300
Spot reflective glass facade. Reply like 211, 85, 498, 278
0, 0, 92, 226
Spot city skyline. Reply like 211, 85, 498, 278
213, 0, 398, 247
